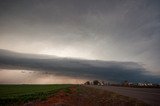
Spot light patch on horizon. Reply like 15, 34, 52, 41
0, 69, 87, 84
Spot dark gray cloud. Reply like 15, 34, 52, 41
0, 0, 160, 75
0, 49, 159, 83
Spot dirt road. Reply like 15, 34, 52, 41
89, 85, 160, 105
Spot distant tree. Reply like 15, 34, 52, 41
84, 81, 90, 85
122, 80, 129, 86
93, 80, 100, 85
101, 81, 105, 85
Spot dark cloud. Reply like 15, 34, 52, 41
0, 49, 159, 83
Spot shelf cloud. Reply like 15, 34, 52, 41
0, 49, 159, 83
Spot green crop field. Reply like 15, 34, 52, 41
0, 84, 72, 105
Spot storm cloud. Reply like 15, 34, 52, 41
0, 0, 160, 83
0, 49, 159, 83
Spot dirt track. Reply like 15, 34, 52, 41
89, 85, 160, 105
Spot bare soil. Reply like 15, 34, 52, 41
23, 85, 148, 106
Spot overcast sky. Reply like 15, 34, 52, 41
0, 0, 160, 83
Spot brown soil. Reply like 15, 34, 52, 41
23, 85, 148, 106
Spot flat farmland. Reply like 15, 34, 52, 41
0, 84, 71, 105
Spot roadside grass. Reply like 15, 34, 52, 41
0, 84, 72, 105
